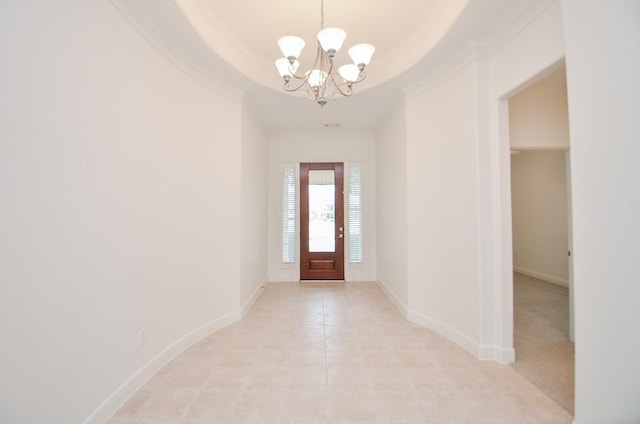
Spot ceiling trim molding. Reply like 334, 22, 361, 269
108, 0, 246, 100
403, 44, 477, 98
175, 0, 280, 91
369, 0, 469, 89
487, 0, 559, 57
175, 0, 470, 96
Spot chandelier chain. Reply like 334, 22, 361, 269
320, 0, 324, 29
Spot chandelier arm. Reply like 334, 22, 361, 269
283, 77, 311, 92
335, 85, 353, 97
287, 72, 310, 81
353, 71, 367, 84
330, 73, 353, 97
325, 50, 336, 92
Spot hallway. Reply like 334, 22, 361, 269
109, 282, 572, 423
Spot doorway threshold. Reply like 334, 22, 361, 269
300, 280, 345, 283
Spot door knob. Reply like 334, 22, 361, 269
338, 234, 344, 239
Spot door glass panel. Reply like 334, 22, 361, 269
308, 170, 335, 252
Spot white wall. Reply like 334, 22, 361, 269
489, 0, 566, 361
562, 1, 640, 422
391, 1, 568, 363
268, 132, 376, 282
511, 151, 569, 285
240, 102, 269, 314
491, 1, 566, 99
490, 0, 640, 420
375, 103, 409, 311
509, 76, 570, 150
404, 61, 484, 356
0, 2, 246, 423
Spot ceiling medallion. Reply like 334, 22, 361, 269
274, 0, 375, 107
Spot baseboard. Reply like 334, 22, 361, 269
376, 280, 409, 318
496, 347, 516, 363
241, 282, 265, 318
477, 345, 515, 363
84, 311, 241, 424
300, 280, 346, 283
376, 282, 514, 363
407, 310, 482, 358
407, 310, 514, 363
514, 266, 569, 287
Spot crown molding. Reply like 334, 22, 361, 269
403, 44, 477, 98
486, 0, 559, 57
108, 0, 245, 100
368, 0, 468, 90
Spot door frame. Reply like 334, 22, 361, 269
267, 134, 376, 283
299, 162, 345, 280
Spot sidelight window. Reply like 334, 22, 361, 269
348, 164, 363, 263
281, 164, 296, 263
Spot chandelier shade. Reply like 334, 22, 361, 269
275, 58, 300, 77
338, 64, 360, 83
348, 43, 376, 68
274, 0, 374, 106
277, 36, 306, 60
306, 69, 328, 88
316, 27, 347, 54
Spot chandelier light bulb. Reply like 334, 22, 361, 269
278, 36, 305, 61
316, 27, 347, 55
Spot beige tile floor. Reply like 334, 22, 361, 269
109, 282, 572, 423
511, 273, 575, 414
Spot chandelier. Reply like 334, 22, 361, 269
274, 0, 375, 107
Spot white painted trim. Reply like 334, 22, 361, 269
269, 131, 375, 143
496, 347, 516, 364
376, 280, 408, 319
84, 311, 240, 424
407, 310, 482, 359
493, 98, 515, 358
487, 0, 558, 57
108, 0, 244, 100
268, 136, 376, 283
478, 344, 514, 363
404, 47, 475, 98
406, 312, 512, 364
565, 151, 575, 342
510, 136, 570, 150
376, 280, 514, 364
477, 345, 515, 363
514, 266, 569, 287
241, 283, 265, 318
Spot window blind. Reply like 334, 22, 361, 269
282, 164, 296, 263
348, 164, 363, 263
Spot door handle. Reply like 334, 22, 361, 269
337, 234, 344, 239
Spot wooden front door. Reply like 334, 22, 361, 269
300, 162, 344, 280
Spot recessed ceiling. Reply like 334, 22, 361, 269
175, 0, 468, 92
109, 0, 538, 131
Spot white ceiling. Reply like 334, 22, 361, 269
110, 0, 542, 132
184, 0, 459, 91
